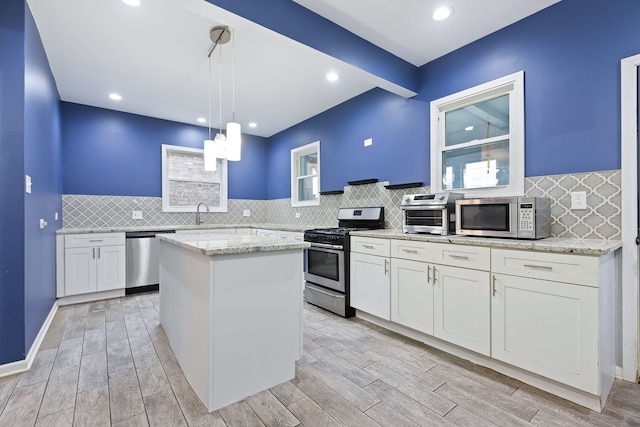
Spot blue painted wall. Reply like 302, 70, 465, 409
0, 0, 27, 364
0, 1, 61, 365
266, 0, 640, 199
61, 103, 269, 200
24, 5, 62, 350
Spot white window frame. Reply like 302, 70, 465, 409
161, 144, 228, 212
291, 141, 320, 207
430, 71, 525, 198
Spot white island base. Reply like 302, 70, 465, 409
159, 240, 303, 412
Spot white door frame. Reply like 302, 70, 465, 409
621, 53, 640, 382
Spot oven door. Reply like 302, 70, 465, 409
402, 206, 447, 234
305, 243, 345, 292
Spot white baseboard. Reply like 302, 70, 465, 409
0, 301, 58, 379
57, 289, 125, 306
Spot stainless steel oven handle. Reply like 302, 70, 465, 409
307, 285, 342, 298
309, 242, 344, 250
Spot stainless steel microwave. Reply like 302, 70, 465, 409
455, 197, 551, 239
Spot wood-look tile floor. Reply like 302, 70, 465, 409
1, 292, 639, 427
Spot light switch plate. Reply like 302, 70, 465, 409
364, 138, 373, 147
25, 175, 32, 194
570, 191, 587, 210
132, 210, 143, 219
295, 212, 301, 219
243, 209, 251, 217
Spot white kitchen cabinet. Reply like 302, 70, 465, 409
350, 251, 390, 320
63, 233, 125, 296
433, 264, 490, 355
388, 239, 491, 354
491, 273, 599, 393
253, 229, 278, 238
491, 248, 610, 395
350, 237, 391, 320
390, 258, 433, 334
277, 231, 304, 242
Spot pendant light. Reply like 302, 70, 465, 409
226, 30, 241, 161
203, 25, 231, 171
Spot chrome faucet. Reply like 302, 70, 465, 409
196, 202, 209, 225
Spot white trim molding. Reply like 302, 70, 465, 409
620, 53, 640, 382
0, 302, 58, 379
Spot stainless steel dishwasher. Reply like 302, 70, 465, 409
125, 230, 175, 294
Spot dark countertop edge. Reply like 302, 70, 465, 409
349, 229, 622, 256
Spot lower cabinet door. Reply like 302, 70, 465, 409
350, 252, 390, 320
433, 265, 490, 355
390, 258, 433, 334
96, 245, 126, 291
491, 273, 599, 394
64, 247, 97, 296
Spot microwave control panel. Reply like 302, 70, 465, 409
518, 203, 534, 231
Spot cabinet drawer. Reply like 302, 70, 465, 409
391, 240, 432, 262
65, 233, 125, 248
433, 243, 490, 271
351, 237, 390, 257
492, 249, 599, 287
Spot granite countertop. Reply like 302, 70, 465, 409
349, 229, 622, 256
156, 232, 310, 256
56, 223, 325, 235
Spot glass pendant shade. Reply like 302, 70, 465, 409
214, 132, 227, 158
226, 122, 241, 161
203, 139, 217, 171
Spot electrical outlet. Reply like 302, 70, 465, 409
570, 191, 587, 210
295, 212, 301, 219
243, 209, 251, 217
55, 212, 59, 221
364, 138, 373, 147
132, 210, 143, 219
25, 175, 32, 194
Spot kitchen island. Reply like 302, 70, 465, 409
156, 231, 309, 412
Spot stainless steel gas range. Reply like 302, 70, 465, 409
303, 207, 385, 317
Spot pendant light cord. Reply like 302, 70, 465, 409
207, 53, 212, 140
219, 43, 223, 135
232, 30, 236, 122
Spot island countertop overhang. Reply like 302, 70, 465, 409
157, 232, 310, 256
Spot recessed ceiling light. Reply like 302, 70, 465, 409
432, 6, 452, 21
197, 117, 206, 123
122, 0, 140, 6
326, 72, 339, 82
465, 125, 474, 131
248, 122, 257, 128
108, 93, 122, 101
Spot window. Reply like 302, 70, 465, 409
161, 144, 227, 212
430, 71, 524, 197
291, 141, 320, 207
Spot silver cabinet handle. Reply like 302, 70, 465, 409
98, 247, 101, 258
402, 249, 419, 254
384, 259, 389, 275
92, 248, 96, 259
523, 264, 553, 270
448, 254, 469, 260
432, 266, 437, 284
427, 265, 431, 283
492, 275, 497, 296
363, 244, 375, 249
89, 239, 103, 242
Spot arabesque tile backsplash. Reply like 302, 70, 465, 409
63, 170, 621, 240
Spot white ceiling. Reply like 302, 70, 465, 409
26, 0, 560, 138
